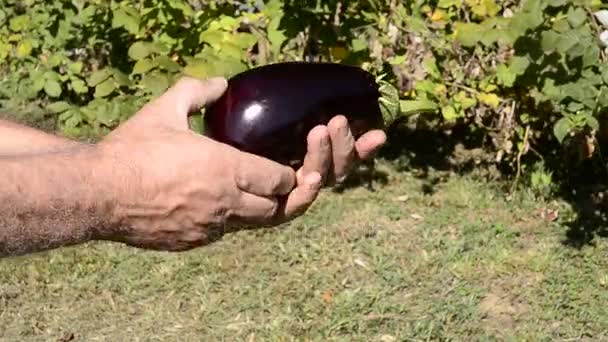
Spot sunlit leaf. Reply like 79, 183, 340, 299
553, 117, 572, 143
44, 79, 62, 97
94, 79, 116, 98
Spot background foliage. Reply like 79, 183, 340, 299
1, 0, 608, 191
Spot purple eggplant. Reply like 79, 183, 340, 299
203, 61, 401, 168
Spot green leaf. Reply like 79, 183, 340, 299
0, 41, 10, 61
166, 0, 194, 17
477, 92, 501, 108
112, 7, 140, 34
141, 73, 170, 96
132, 58, 157, 74
441, 105, 459, 121
542, 78, 563, 102
454, 91, 478, 109
63, 110, 83, 129
480, 29, 502, 46
399, 99, 439, 114
585, 115, 599, 131
389, 55, 407, 65
199, 29, 224, 46
567, 102, 585, 112
553, 117, 572, 143
112, 69, 131, 87
496, 64, 516, 87
422, 57, 441, 79
582, 44, 600, 67
438, 0, 463, 8
44, 79, 62, 97
183, 58, 210, 79
267, 16, 286, 55
47, 101, 71, 113
156, 56, 181, 72
541, 30, 561, 52
32, 75, 46, 92
128, 42, 151, 61
96, 104, 121, 126
217, 16, 239, 30
599, 86, 608, 107
71, 78, 88, 94
567, 7, 588, 28
88, 68, 112, 87
470, 0, 500, 18
602, 64, 608, 84
351, 38, 368, 52
556, 31, 580, 54
509, 11, 543, 36
9, 15, 30, 32
15, 39, 33, 58
48, 54, 64, 67
546, 0, 568, 7
561, 81, 598, 103
94, 79, 116, 98
510, 56, 530, 75
68, 61, 84, 74
454, 22, 481, 47
220, 42, 246, 60
553, 18, 571, 33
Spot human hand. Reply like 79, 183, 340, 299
297, 116, 387, 188
96, 77, 323, 251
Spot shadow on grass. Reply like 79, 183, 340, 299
557, 176, 608, 249
332, 120, 501, 195
336, 119, 608, 249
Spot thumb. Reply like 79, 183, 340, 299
156, 76, 228, 130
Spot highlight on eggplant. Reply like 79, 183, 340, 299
202, 61, 405, 168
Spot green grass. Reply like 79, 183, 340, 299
2, 161, 608, 341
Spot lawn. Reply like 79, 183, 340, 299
1, 158, 608, 341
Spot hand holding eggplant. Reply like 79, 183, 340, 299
96, 77, 323, 251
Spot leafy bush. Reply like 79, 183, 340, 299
1, 0, 607, 181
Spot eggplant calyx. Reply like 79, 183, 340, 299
375, 73, 401, 127
375, 74, 439, 129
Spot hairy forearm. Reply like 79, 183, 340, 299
0, 146, 116, 257
0, 118, 79, 156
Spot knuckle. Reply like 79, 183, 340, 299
234, 171, 250, 191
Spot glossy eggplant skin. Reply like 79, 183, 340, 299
203, 62, 384, 168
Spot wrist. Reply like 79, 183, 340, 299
60, 143, 122, 242
90, 141, 143, 242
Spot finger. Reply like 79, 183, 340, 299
278, 171, 322, 221
297, 125, 332, 184
354, 130, 387, 160
155, 76, 228, 129
234, 152, 296, 197
231, 192, 279, 224
327, 115, 357, 183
